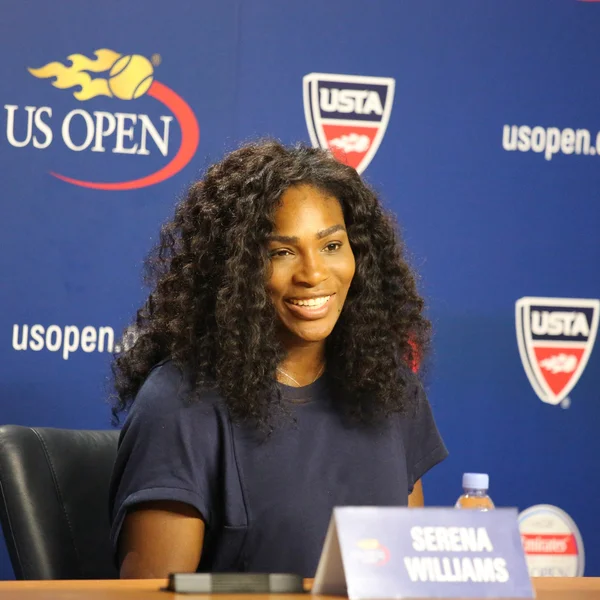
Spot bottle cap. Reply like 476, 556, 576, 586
463, 473, 489, 490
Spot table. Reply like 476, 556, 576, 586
0, 578, 598, 599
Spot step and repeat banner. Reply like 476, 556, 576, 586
1, 0, 598, 580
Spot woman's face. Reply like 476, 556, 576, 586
267, 184, 356, 344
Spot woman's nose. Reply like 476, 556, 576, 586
293, 251, 328, 287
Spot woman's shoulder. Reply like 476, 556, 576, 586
391, 364, 433, 427
129, 358, 223, 419
397, 361, 424, 399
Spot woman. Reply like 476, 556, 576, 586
109, 140, 448, 579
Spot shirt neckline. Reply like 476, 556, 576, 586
276, 372, 328, 402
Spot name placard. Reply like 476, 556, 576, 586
313, 507, 534, 599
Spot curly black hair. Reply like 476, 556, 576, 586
111, 140, 430, 429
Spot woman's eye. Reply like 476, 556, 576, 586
271, 249, 292, 257
324, 242, 342, 252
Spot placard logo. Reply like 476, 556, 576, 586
353, 539, 390, 566
303, 73, 394, 174
4, 49, 199, 190
515, 297, 599, 405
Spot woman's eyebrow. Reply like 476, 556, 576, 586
316, 224, 346, 239
269, 224, 346, 244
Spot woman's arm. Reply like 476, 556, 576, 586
118, 500, 205, 578
408, 479, 424, 507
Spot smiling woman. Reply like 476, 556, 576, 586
267, 185, 356, 364
108, 140, 448, 580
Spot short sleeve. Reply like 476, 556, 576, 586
400, 378, 448, 494
108, 361, 221, 560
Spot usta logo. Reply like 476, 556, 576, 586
3, 49, 199, 190
516, 297, 599, 406
318, 88, 384, 115
531, 311, 589, 337
303, 73, 395, 174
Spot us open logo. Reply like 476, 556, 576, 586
353, 539, 390, 566
515, 297, 599, 406
4, 48, 199, 190
303, 73, 395, 174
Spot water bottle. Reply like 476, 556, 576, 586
455, 473, 495, 511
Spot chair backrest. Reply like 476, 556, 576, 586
0, 425, 120, 579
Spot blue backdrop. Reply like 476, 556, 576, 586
1, 0, 598, 579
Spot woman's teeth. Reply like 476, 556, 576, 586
287, 295, 331, 307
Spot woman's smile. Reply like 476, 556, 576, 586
284, 293, 336, 320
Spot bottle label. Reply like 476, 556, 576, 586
458, 495, 495, 510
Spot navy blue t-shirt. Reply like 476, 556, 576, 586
109, 360, 448, 577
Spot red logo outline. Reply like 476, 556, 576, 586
50, 81, 199, 190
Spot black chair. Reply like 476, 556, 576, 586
0, 425, 120, 579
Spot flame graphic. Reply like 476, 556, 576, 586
28, 49, 154, 101
357, 539, 381, 550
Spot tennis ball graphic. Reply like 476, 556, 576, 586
108, 55, 154, 100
